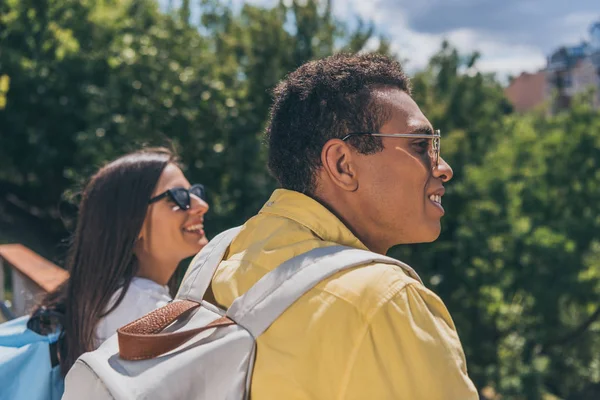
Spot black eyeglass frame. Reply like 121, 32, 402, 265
148, 184, 206, 210
341, 130, 441, 168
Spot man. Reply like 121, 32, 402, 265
210, 54, 478, 399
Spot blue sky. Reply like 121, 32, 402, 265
237, 0, 599, 79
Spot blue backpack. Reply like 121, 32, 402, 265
0, 311, 64, 400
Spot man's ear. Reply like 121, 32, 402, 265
320, 139, 359, 191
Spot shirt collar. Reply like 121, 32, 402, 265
131, 277, 170, 296
259, 189, 369, 251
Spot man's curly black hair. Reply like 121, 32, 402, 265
265, 53, 412, 194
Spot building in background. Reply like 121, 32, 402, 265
505, 71, 547, 112
571, 57, 600, 108
505, 20, 600, 112
546, 41, 597, 110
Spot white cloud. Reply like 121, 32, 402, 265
444, 29, 546, 74
333, 3, 548, 79
387, 30, 441, 70
561, 12, 599, 44
563, 11, 599, 27
331, 0, 387, 24
360, 36, 382, 53
477, 55, 546, 76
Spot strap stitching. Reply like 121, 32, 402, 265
232, 247, 349, 318
235, 248, 416, 319
181, 228, 239, 299
246, 256, 392, 315
181, 235, 227, 299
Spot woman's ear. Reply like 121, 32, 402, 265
136, 216, 148, 244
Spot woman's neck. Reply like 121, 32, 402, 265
135, 256, 176, 286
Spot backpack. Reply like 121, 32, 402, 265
62, 226, 420, 400
0, 312, 64, 400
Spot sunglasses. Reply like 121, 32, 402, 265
148, 184, 206, 210
341, 130, 441, 168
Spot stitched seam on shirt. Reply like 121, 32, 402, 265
183, 232, 231, 299
336, 281, 409, 400
314, 264, 414, 320
403, 282, 464, 366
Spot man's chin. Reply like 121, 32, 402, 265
402, 223, 442, 244
426, 223, 442, 242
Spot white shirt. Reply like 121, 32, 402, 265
95, 277, 172, 346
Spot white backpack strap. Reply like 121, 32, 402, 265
227, 246, 421, 338
176, 226, 242, 302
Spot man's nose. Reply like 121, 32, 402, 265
433, 156, 453, 182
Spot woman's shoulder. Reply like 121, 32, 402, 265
95, 277, 172, 345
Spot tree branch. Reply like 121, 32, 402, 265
541, 305, 600, 354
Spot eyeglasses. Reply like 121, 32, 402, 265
341, 130, 441, 168
148, 184, 206, 210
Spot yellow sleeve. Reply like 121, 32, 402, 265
341, 283, 479, 400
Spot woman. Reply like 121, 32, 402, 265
31, 147, 209, 375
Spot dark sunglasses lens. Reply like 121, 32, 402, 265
169, 188, 190, 209
190, 185, 206, 201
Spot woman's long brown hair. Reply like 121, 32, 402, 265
32, 148, 177, 375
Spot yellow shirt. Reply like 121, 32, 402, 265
212, 189, 478, 399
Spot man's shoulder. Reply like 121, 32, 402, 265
222, 218, 429, 320
315, 260, 422, 320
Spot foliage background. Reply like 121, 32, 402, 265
1, 1, 599, 398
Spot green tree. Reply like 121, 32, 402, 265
0, 0, 385, 244
396, 44, 600, 399
468, 95, 600, 399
